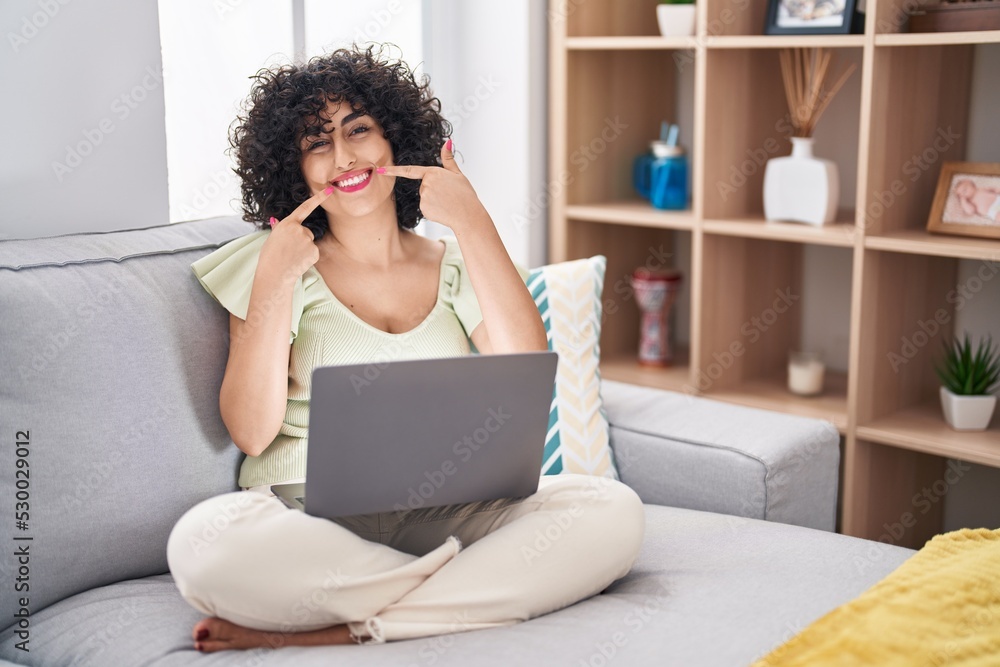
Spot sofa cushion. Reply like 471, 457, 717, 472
601, 379, 840, 531
0, 504, 913, 666
528, 254, 618, 479
0, 216, 256, 625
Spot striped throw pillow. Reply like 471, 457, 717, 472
527, 255, 619, 480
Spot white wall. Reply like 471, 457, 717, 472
419, 0, 547, 271
156, 0, 422, 226
157, 0, 293, 223
0, 0, 542, 269
303, 0, 422, 63
0, 0, 169, 240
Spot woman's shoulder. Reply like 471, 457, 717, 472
188, 228, 307, 344
436, 235, 466, 287
436, 234, 459, 259
189, 228, 270, 310
437, 235, 489, 273
190, 229, 273, 288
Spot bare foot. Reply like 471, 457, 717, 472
192, 616, 357, 652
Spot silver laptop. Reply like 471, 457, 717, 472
271, 350, 559, 519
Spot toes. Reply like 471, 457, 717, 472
196, 639, 233, 653
193, 616, 234, 642
192, 617, 212, 641
191, 616, 281, 651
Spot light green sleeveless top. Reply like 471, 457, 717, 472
190, 228, 530, 488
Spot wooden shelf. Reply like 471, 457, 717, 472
567, 36, 698, 50
567, 201, 695, 231
857, 401, 1000, 468
703, 216, 856, 247
704, 35, 865, 49
865, 229, 1000, 261
600, 347, 692, 393
701, 372, 850, 433
550, 0, 997, 548
875, 31, 1000, 47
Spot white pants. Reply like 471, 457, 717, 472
166, 473, 645, 645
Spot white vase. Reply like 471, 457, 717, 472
763, 137, 839, 226
657, 4, 696, 37
940, 386, 998, 432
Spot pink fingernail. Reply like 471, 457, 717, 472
324, 186, 335, 195
446, 138, 453, 152
268, 216, 278, 226
376, 167, 386, 174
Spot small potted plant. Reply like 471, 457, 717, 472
658, 0, 696, 37
935, 333, 1000, 432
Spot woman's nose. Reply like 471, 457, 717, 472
333, 140, 356, 171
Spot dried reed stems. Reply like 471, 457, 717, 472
779, 48, 857, 138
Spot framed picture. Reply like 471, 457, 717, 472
927, 161, 1000, 241
764, 0, 859, 34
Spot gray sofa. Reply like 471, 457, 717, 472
0, 216, 914, 666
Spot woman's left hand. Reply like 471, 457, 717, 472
375, 139, 488, 234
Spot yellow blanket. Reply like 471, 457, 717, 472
754, 528, 1000, 666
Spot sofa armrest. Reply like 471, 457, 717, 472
600, 379, 840, 531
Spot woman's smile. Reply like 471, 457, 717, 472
331, 167, 374, 193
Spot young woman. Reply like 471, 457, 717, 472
166, 43, 645, 652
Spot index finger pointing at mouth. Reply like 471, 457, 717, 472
375, 165, 434, 180
279, 185, 336, 226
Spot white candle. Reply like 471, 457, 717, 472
788, 352, 825, 396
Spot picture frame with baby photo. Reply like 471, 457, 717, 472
926, 161, 1000, 241
764, 0, 861, 34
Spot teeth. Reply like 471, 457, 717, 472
334, 170, 370, 188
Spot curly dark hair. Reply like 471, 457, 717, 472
227, 42, 452, 240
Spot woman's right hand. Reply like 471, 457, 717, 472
258, 186, 335, 285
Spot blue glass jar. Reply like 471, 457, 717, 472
649, 144, 688, 210
632, 151, 656, 200
633, 141, 689, 210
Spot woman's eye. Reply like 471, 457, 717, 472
306, 125, 368, 151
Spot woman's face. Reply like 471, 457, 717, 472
298, 98, 395, 221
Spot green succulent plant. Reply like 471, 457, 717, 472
935, 333, 1000, 396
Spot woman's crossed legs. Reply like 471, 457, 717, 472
166, 473, 645, 651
